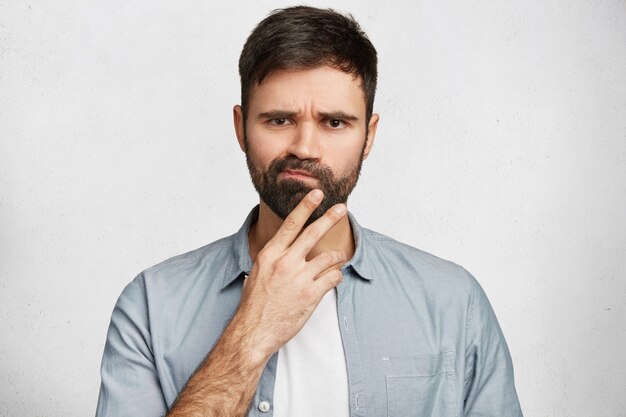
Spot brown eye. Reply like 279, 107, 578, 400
328, 119, 345, 128
271, 118, 288, 126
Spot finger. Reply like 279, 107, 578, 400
266, 189, 324, 252
312, 268, 343, 299
287, 203, 347, 260
302, 250, 347, 279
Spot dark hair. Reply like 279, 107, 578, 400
238, 6, 378, 123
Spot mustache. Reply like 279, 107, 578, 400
269, 156, 334, 180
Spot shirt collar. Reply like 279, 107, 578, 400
222, 204, 374, 290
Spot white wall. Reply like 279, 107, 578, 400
1, 1, 625, 416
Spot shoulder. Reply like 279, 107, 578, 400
134, 233, 238, 295
361, 227, 478, 297
145, 235, 233, 275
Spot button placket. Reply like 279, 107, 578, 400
336, 269, 367, 417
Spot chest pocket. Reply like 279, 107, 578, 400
383, 351, 456, 417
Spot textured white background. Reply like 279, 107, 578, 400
2, 1, 625, 416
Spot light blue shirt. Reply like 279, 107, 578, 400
97, 205, 523, 417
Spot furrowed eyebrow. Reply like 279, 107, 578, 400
318, 111, 359, 121
257, 110, 297, 120
256, 110, 360, 121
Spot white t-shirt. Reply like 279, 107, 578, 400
272, 288, 350, 417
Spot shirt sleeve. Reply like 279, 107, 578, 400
463, 276, 523, 416
96, 274, 168, 417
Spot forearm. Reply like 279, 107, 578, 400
167, 315, 270, 417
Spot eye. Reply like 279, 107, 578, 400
327, 119, 346, 129
269, 118, 291, 126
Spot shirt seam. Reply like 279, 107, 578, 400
464, 277, 478, 387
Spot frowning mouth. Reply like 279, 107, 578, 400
280, 169, 318, 180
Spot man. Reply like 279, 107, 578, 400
96, 6, 523, 417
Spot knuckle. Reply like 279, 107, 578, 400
304, 199, 318, 211
318, 252, 333, 266
256, 250, 271, 265
299, 286, 316, 301
330, 269, 343, 285
283, 217, 299, 231
305, 226, 322, 241
326, 207, 341, 221
273, 257, 291, 274
324, 211, 337, 222
317, 251, 344, 268
333, 250, 347, 263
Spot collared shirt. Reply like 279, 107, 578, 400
96, 205, 523, 417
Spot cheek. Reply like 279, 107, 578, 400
328, 146, 364, 176
246, 147, 270, 173
249, 144, 280, 169
245, 132, 278, 165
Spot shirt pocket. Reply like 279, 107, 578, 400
383, 351, 457, 417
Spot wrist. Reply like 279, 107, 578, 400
223, 312, 274, 369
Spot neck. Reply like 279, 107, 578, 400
248, 200, 355, 263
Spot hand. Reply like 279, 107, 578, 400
233, 189, 348, 359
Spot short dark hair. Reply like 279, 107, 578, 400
238, 6, 378, 123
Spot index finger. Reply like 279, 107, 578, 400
287, 203, 347, 261
266, 189, 324, 251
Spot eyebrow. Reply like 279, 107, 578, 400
257, 110, 297, 120
257, 110, 360, 121
319, 111, 359, 121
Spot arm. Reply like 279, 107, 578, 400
165, 308, 270, 417
96, 275, 168, 417
98, 190, 345, 416
165, 189, 347, 416
463, 276, 524, 416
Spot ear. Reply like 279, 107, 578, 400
233, 105, 246, 153
362, 113, 379, 161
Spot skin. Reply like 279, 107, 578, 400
237, 66, 379, 237
167, 66, 379, 417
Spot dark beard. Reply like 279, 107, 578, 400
245, 142, 366, 227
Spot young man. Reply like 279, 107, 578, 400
96, 6, 523, 417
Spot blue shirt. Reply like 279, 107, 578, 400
96, 205, 523, 417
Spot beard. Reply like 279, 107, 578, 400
245, 138, 366, 227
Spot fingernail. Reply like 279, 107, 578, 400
333, 204, 347, 215
310, 189, 323, 203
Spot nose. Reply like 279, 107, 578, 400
286, 121, 321, 161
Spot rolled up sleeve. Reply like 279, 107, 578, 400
96, 274, 168, 417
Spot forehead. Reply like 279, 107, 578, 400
248, 66, 366, 114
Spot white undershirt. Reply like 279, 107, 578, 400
272, 288, 350, 417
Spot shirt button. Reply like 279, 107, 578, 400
258, 401, 271, 413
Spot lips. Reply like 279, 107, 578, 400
280, 169, 318, 180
